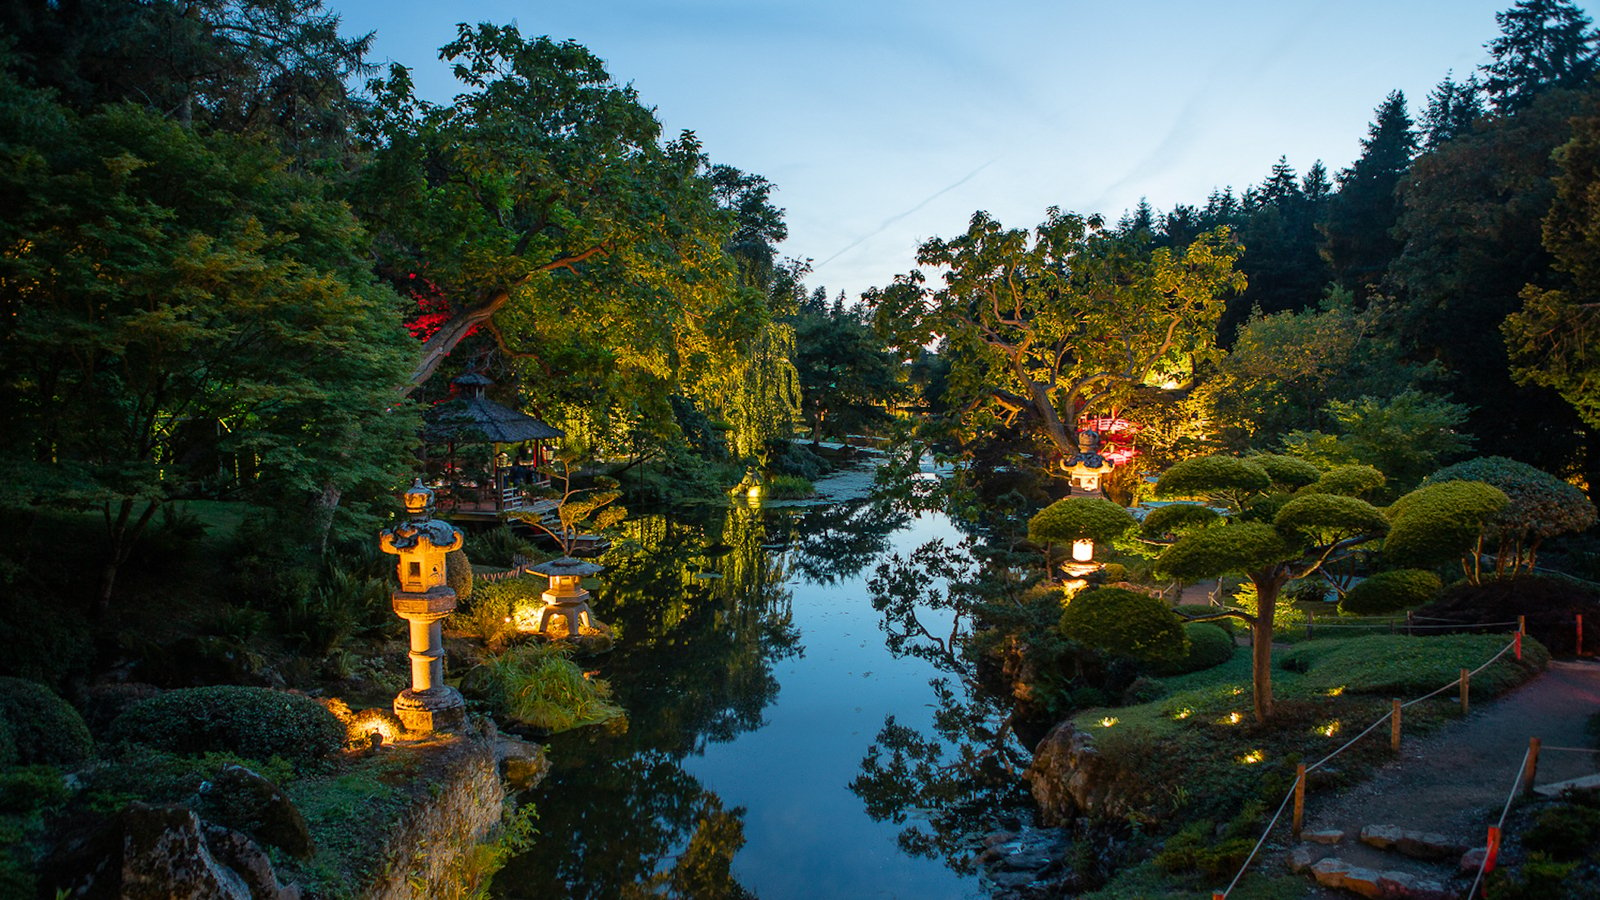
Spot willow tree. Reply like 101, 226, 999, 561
870, 209, 1244, 467
1148, 455, 1389, 721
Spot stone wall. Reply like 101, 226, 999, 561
361, 734, 507, 900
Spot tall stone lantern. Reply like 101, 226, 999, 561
380, 479, 467, 733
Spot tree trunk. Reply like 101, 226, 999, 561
402, 292, 509, 396
309, 482, 342, 555
1249, 573, 1282, 722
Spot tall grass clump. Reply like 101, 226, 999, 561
472, 644, 624, 734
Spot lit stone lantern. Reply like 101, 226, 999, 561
1071, 539, 1095, 563
379, 479, 467, 733
1063, 429, 1115, 493
526, 556, 604, 638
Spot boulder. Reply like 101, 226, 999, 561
1287, 845, 1321, 873
1304, 828, 1345, 845
1025, 723, 1144, 823
120, 804, 298, 900
198, 764, 315, 859
494, 735, 550, 791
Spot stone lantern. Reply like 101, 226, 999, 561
379, 479, 467, 733
1063, 429, 1115, 493
525, 556, 604, 638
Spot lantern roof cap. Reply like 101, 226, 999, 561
527, 556, 604, 577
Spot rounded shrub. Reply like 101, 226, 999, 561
0, 677, 93, 766
1059, 587, 1188, 664
1160, 622, 1236, 675
1029, 497, 1137, 545
110, 686, 344, 763
1339, 569, 1444, 615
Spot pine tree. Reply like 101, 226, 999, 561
1483, 0, 1600, 113
1322, 90, 1417, 299
1260, 156, 1302, 205
1421, 71, 1485, 147
1302, 161, 1332, 202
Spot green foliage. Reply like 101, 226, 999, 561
1159, 622, 1236, 675
1173, 604, 1238, 634
1231, 582, 1308, 633
1384, 480, 1510, 569
1157, 523, 1293, 582
110, 686, 345, 764
1282, 634, 1549, 696
1154, 813, 1259, 880
468, 644, 625, 734
791, 296, 903, 441
1155, 456, 1271, 504
1274, 493, 1389, 543
1248, 454, 1321, 488
0, 677, 93, 766
463, 526, 538, 570
1280, 391, 1473, 496
1525, 804, 1600, 862
446, 548, 474, 602
1339, 570, 1443, 615
0, 70, 420, 606
1426, 456, 1598, 574
1141, 503, 1222, 538
869, 208, 1243, 466
0, 766, 67, 815
1305, 464, 1387, 499
452, 578, 542, 644
1059, 588, 1189, 664
764, 475, 815, 499
1197, 293, 1438, 449
1029, 497, 1139, 544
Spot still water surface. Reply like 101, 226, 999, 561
492, 490, 987, 899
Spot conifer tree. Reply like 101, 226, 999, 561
1322, 91, 1416, 299
1483, 0, 1600, 113
1421, 71, 1485, 148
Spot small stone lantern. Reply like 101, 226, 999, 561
1063, 429, 1115, 493
526, 556, 604, 638
379, 480, 467, 733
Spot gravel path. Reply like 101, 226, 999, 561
1290, 658, 1600, 896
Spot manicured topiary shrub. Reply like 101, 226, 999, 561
1339, 569, 1443, 615
1304, 464, 1386, 499
1029, 497, 1138, 545
1155, 456, 1271, 498
1140, 503, 1221, 538
1159, 622, 1235, 675
1059, 588, 1188, 664
1247, 453, 1320, 489
0, 677, 93, 766
1383, 480, 1508, 568
110, 686, 344, 763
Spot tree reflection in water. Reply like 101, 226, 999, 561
495, 503, 796, 899
850, 537, 1033, 874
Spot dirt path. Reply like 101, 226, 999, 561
1291, 659, 1600, 895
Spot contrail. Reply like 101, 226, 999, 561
813, 155, 1000, 271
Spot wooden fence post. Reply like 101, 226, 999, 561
1390, 698, 1402, 752
1293, 763, 1307, 840
1524, 737, 1542, 795
1515, 630, 1522, 661
1518, 614, 1526, 635
1460, 668, 1470, 715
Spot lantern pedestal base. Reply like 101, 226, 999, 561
394, 686, 466, 734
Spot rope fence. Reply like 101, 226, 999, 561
1464, 740, 1600, 899
1211, 623, 1540, 899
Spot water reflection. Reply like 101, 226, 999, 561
493, 499, 986, 899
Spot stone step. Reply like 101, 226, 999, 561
1358, 824, 1468, 860
1533, 772, 1600, 799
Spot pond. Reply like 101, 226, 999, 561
491, 470, 1014, 899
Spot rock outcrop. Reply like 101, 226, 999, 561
1025, 722, 1141, 824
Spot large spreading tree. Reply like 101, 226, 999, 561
870, 208, 1244, 470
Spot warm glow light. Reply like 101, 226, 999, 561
1317, 720, 1341, 738
1071, 539, 1094, 563
1171, 707, 1193, 720
1099, 716, 1119, 728
1230, 687, 1244, 696
1238, 750, 1264, 765
1221, 711, 1243, 725
1326, 686, 1346, 697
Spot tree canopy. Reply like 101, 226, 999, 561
870, 209, 1244, 469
